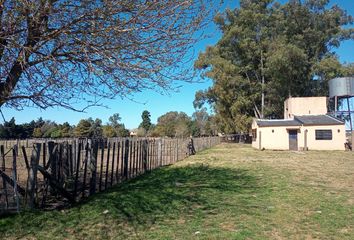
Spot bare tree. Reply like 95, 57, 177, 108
0, 0, 216, 111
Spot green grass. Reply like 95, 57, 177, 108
1, 144, 353, 239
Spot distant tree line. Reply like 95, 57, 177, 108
128, 109, 219, 138
0, 109, 218, 139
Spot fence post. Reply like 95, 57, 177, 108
1, 145, 4, 171
47, 141, 57, 182
149, 140, 152, 171
89, 140, 99, 195
119, 140, 124, 180
1, 145, 9, 209
104, 141, 111, 189
124, 139, 129, 180
16, 139, 19, 156
153, 139, 157, 169
82, 141, 90, 198
143, 140, 148, 172
158, 139, 162, 166
98, 141, 104, 192
63, 142, 69, 180
115, 141, 121, 182
176, 139, 179, 162
128, 139, 133, 178
12, 148, 20, 212
138, 140, 142, 174
131, 140, 136, 177
28, 143, 41, 209
73, 142, 81, 201
42, 142, 46, 167
110, 141, 116, 186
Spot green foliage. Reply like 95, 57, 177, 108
102, 125, 116, 138
74, 119, 92, 137
116, 126, 130, 137
73, 116, 127, 138
60, 122, 72, 138
191, 108, 218, 136
0, 117, 46, 139
265, 40, 309, 115
0, 110, 217, 140
341, 63, 354, 76
46, 122, 73, 138
188, 120, 200, 137
136, 127, 147, 137
89, 118, 103, 138
139, 110, 152, 133
40, 121, 57, 138
195, 0, 353, 132
1, 118, 18, 138
0, 114, 130, 139
106, 113, 130, 137
32, 128, 42, 138
50, 129, 63, 138
108, 113, 121, 128
153, 111, 192, 138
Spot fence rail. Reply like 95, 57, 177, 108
0, 137, 220, 214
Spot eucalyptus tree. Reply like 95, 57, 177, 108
194, 0, 353, 133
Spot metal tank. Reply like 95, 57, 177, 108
329, 77, 354, 98
329, 77, 354, 149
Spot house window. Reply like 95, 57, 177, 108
252, 129, 257, 141
315, 130, 332, 140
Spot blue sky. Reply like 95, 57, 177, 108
2, 0, 353, 129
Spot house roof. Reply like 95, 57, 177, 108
256, 119, 301, 127
294, 115, 344, 125
255, 114, 344, 128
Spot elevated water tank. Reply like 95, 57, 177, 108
329, 77, 354, 98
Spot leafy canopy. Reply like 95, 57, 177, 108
194, 0, 353, 133
139, 110, 152, 132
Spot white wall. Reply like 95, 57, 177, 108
252, 121, 346, 151
284, 97, 327, 119
252, 121, 297, 150
303, 125, 346, 150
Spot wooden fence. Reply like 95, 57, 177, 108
220, 134, 252, 143
0, 137, 220, 213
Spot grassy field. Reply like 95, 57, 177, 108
0, 144, 353, 239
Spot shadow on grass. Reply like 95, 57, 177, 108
0, 163, 263, 238
99, 163, 260, 220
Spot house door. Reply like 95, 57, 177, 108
288, 130, 298, 151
